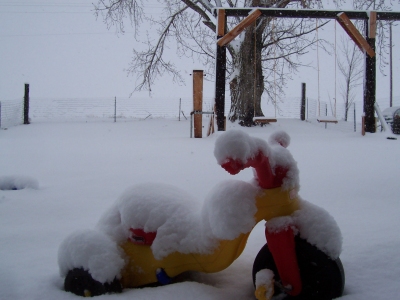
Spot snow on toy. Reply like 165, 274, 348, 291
58, 130, 345, 299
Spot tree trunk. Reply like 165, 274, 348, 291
229, 14, 265, 126
344, 78, 350, 121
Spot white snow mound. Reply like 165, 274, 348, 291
214, 130, 270, 165
292, 198, 343, 259
255, 269, 274, 288
58, 229, 125, 283
265, 198, 342, 259
0, 175, 39, 190
97, 181, 260, 260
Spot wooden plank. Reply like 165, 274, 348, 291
217, 9, 225, 37
253, 118, 277, 124
369, 11, 377, 38
193, 70, 203, 138
317, 119, 338, 124
217, 9, 262, 47
336, 12, 375, 57
207, 105, 216, 136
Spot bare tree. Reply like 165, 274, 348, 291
338, 35, 364, 121
93, 0, 396, 126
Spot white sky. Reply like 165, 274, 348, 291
0, 1, 399, 106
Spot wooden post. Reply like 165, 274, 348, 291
364, 13, 376, 133
301, 83, 306, 121
362, 114, 366, 136
179, 98, 181, 121
215, 9, 226, 131
23, 83, 30, 124
193, 70, 203, 138
390, 22, 393, 107
114, 97, 117, 123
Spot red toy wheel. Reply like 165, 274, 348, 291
252, 236, 345, 300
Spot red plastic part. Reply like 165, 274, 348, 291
221, 151, 288, 189
265, 226, 302, 296
129, 228, 157, 245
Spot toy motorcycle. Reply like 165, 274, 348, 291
58, 130, 344, 299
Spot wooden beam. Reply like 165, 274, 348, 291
369, 11, 377, 38
222, 8, 400, 21
217, 9, 262, 47
364, 18, 377, 133
215, 9, 227, 131
217, 9, 225, 36
336, 12, 375, 57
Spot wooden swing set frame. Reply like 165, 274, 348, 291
214, 7, 400, 133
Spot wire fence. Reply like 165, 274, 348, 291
0, 99, 24, 129
27, 97, 217, 122
1, 95, 400, 130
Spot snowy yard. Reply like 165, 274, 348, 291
1, 118, 399, 299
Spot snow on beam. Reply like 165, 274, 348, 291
221, 8, 400, 21
336, 12, 375, 58
217, 9, 262, 47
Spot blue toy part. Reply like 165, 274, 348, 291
156, 268, 172, 285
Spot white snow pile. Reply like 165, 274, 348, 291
214, 130, 271, 165
265, 198, 342, 259
0, 175, 39, 190
255, 269, 275, 300
58, 229, 126, 283
255, 268, 274, 288
202, 180, 259, 240
292, 199, 343, 259
97, 181, 260, 260
214, 130, 299, 190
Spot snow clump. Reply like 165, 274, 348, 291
292, 199, 343, 259
265, 198, 342, 259
58, 229, 125, 283
97, 181, 260, 260
214, 130, 271, 166
0, 175, 39, 190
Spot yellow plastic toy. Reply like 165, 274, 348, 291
119, 187, 299, 288
60, 130, 344, 299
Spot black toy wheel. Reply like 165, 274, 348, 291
252, 236, 345, 300
64, 268, 122, 297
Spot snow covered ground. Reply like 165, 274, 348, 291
1, 118, 399, 299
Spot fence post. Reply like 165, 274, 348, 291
193, 70, 203, 138
300, 83, 306, 121
24, 83, 30, 124
114, 97, 117, 123
179, 98, 181, 121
